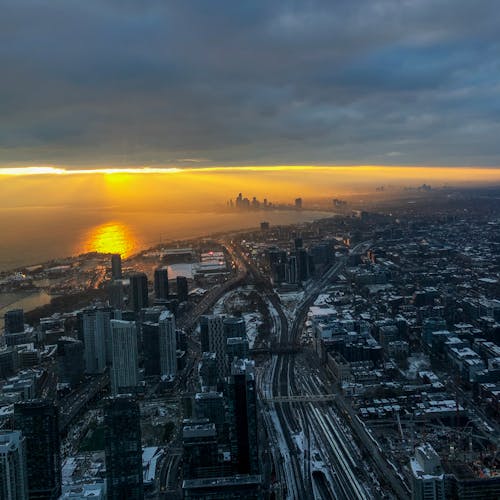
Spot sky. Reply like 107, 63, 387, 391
1, 0, 500, 168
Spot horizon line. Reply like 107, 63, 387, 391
1, 165, 500, 177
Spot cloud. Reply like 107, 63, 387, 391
0, 0, 499, 167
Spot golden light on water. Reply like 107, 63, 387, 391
81, 222, 137, 257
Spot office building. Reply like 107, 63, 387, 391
107, 280, 124, 310
4, 310, 28, 347
129, 272, 149, 312
226, 337, 249, 368
57, 337, 84, 388
110, 320, 139, 394
227, 359, 259, 475
0, 431, 28, 500
410, 443, 445, 500
223, 316, 246, 340
142, 322, 160, 377
159, 310, 177, 378
182, 423, 220, 480
176, 276, 189, 303
104, 396, 143, 500
194, 392, 226, 438
14, 400, 61, 500
295, 197, 302, 209
4, 310, 24, 335
82, 309, 109, 373
154, 267, 169, 300
200, 315, 225, 379
198, 352, 218, 391
111, 254, 122, 280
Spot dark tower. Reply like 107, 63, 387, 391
223, 316, 246, 340
14, 400, 61, 500
142, 322, 160, 376
176, 276, 188, 302
227, 359, 259, 475
4, 309, 24, 334
111, 254, 122, 280
104, 396, 144, 500
57, 337, 84, 388
129, 272, 148, 312
154, 266, 169, 300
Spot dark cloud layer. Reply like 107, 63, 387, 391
1, 0, 499, 167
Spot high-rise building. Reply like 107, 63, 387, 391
198, 352, 218, 391
110, 320, 139, 395
286, 255, 298, 284
104, 396, 143, 500
82, 309, 110, 373
194, 392, 226, 439
57, 337, 84, 388
159, 310, 177, 378
14, 400, 61, 500
142, 322, 160, 377
296, 248, 310, 281
227, 359, 259, 475
223, 316, 246, 340
154, 267, 169, 300
0, 430, 29, 500
410, 443, 445, 500
4, 309, 27, 347
4, 310, 24, 335
111, 254, 122, 280
226, 338, 249, 367
107, 280, 124, 310
176, 276, 189, 303
294, 197, 302, 209
182, 422, 220, 480
129, 272, 149, 312
200, 315, 225, 379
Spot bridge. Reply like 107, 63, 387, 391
250, 343, 301, 355
263, 394, 336, 403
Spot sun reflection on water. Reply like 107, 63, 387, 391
82, 222, 137, 257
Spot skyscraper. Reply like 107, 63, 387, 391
4, 309, 24, 335
107, 280, 124, 310
159, 310, 177, 378
223, 316, 246, 340
200, 315, 225, 379
110, 254, 122, 280
0, 431, 28, 500
129, 272, 149, 312
182, 422, 220, 480
82, 308, 109, 373
13, 400, 61, 500
110, 320, 139, 395
4, 309, 27, 346
104, 396, 143, 500
176, 276, 189, 303
57, 337, 84, 388
227, 359, 259, 475
154, 266, 169, 300
142, 322, 160, 377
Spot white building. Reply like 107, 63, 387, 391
159, 311, 177, 378
410, 443, 445, 500
0, 430, 28, 500
110, 320, 139, 395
